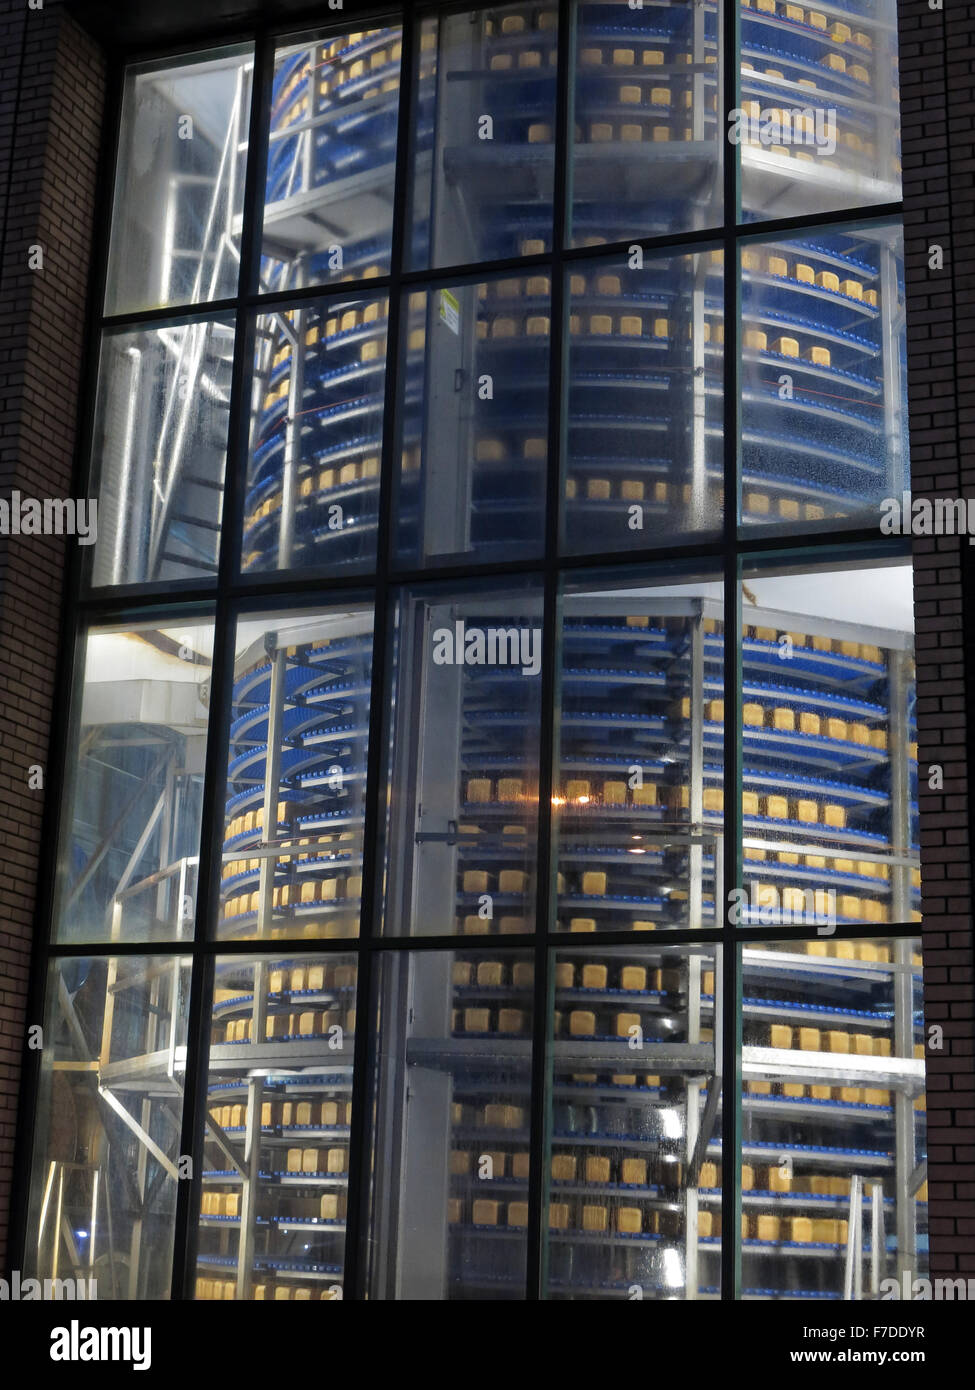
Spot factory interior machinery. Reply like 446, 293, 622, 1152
26, 2, 924, 1302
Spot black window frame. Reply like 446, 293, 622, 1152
10, 0, 919, 1303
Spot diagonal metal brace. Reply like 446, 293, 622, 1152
202, 1113, 246, 1178
686, 1084, 721, 1186
98, 1086, 179, 1182
908, 1159, 927, 1197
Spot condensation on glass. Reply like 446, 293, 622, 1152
739, 223, 908, 534
104, 47, 253, 317
408, 7, 558, 271
26, 956, 190, 1299
736, 557, 920, 935
365, 949, 534, 1298
544, 943, 722, 1299
243, 295, 388, 576
394, 273, 550, 569
738, 0, 901, 223
194, 953, 357, 1300
52, 618, 214, 944
561, 247, 723, 555
569, 0, 723, 245
217, 604, 373, 942
740, 937, 926, 1299
380, 578, 544, 936
260, 27, 402, 294
89, 317, 235, 588
553, 569, 724, 932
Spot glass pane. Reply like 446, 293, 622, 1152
380, 578, 543, 936
53, 618, 214, 944
409, 7, 557, 271
553, 569, 723, 932
569, 0, 722, 245
104, 48, 252, 316
741, 937, 926, 1299
218, 604, 373, 941
89, 319, 235, 588
366, 949, 534, 1298
739, 223, 908, 534
546, 943, 721, 1299
195, 952, 357, 1301
261, 28, 402, 295
243, 294, 387, 577
738, 558, 920, 932
26, 955, 190, 1299
562, 247, 723, 555
739, 0, 901, 222
394, 275, 550, 569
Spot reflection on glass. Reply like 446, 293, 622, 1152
553, 571, 723, 932
569, 0, 722, 245
381, 580, 543, 936
104, 48, 252, 316
409, 7, 557, 270
366, 949, 534, 1298
53, 621, 213, 944
739, 0, 901, 222
394, 275, 550, 568
195, 953, 356, 1300
89, 319, 234, 588
243, 295, 387, 576
739, 224, 908, 533
261, 28, 402, 294
26, 956, 190, 1299
740, 937, 926, 1298
562, 248, 723, 554
737, 561, 919, 932
219, 605, 373, 941
546, 944, 721, 1299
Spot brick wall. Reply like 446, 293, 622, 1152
900, 0, 975, 1277
0, 0, 104, 1268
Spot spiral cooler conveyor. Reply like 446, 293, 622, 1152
431, 593, 923, 1299
219, 617, 373, 941
240, 8, 903, 576
195, 614, 372, 1301
199, 584, 922, 1299
194, 5, 918, 1302
446, 599, 919, 938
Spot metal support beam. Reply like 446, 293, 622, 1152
97, 1087, 180, 1182
843, 1172, 863, 1300
893, 937, 917, 1282
235, 640, 284, 1298
203, 1114, 247, 1178
67, 746, 171, 908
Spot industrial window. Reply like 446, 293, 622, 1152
21, 1, 925, 1302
